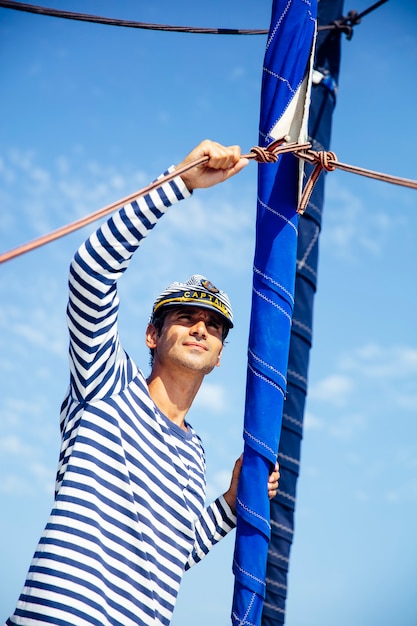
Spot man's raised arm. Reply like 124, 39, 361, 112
66, 141, 247, 402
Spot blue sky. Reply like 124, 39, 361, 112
0, 1, 416, 625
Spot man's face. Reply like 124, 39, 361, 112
146, 306, 225, 376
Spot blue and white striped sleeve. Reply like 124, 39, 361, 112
67, 170, 191, 402
185, 495, 237, 569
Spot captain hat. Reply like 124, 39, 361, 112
151, 274, 233, 329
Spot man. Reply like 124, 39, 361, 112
5, 140, 279, 626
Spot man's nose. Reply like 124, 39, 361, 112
190, 319, 207, 338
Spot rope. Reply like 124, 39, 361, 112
0, 0, 389, 37
1, 139, 415, 265
330, 1, 389, 40
297, 151, 337, 214
0, 0, 270, 34
296, 148, 417, 214
0, 140, 302, 265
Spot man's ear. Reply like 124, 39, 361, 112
145, 323, 158, 349
216, 346, 224, 367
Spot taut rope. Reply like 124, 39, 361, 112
0, 139, 415, 264
0, 0, 389, 37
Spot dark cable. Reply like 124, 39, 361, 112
0, 0, 389, 37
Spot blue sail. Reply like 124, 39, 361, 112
232, 2, 317, 624
261, 1, 345, 624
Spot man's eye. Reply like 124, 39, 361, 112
209, 320, 222, 331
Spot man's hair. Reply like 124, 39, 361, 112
148, 305, 229, 367
149, 308, 170, 367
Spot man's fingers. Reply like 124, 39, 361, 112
268, 462, 280, 500
222, 157, 250, 180
206, 143, 242, 169
269, 462, 280, 481
177, 139, 248, 190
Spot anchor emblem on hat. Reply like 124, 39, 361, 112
201, 279, 219, 294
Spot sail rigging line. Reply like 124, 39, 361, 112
0, 0, 388, 36
331, 0, 389, 40
1, 139, 415, 265
0, 140, 302, 265
296, 148, 417, 214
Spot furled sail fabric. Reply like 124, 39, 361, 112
261, 1, 345, 624
232, 1, 317, 624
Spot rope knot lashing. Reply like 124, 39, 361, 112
250, 137, 289, 163
250, 145, 278, 163
297, 150, 338, 215
312, 150, 337, 171
249, 137, 311, 163
331, 10, 361, 40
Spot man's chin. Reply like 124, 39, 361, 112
176, 353, 217, 375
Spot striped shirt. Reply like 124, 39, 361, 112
6, 171, 236, 626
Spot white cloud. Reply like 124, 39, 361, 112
384, 477, 417, 504
0, 301, 66, 359
328, 412, 367, 440
0, 155, 16, 184
230, 66, 245, 80
0, 474, 33, 495
0, 434, 34, 456
392, 391, 417, 411
305, 408, 367, 441
0, 148, 255, 286
205, 468, 231, 503
0, 398, 44, 426
307, 343, 417, 418
340, 343, 417, 380
323, 183, 362, 255
0, 466, 55, 497
30, 462, 56, 496
0, 148, 151, 236
323, 176, 405, 259
303, 410, 324, 431
309, 374, 354, 407
353, 490, 369, 502
12, 321, 64, 354
0, 436, 54, 496
162, 191, 255, 272
193, 382, 228, 413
